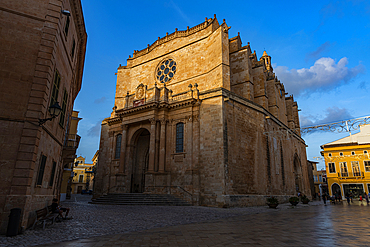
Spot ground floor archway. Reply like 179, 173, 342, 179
130, 129, 150, 193
331, 183, 341, 197
294, 154, 302, 193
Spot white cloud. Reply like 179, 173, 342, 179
275, 57, 365, 96
87, 121, 102, 137
169, 1, 193, 26
305, 42, 331, 61
300, 106, 353, 128
94, 96, 106, 104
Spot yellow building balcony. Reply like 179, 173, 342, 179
335, 172, 365, 180
62, 134, 81, 164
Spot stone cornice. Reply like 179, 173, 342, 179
126, 16, 220, 61
70, 0, 87, 100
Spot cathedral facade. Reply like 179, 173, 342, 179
95, 16, 311, 207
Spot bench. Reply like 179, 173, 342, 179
32, 205, 60, 230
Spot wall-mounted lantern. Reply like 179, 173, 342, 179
38, 102, 62, 126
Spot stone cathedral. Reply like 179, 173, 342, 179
95, 15, 311, 207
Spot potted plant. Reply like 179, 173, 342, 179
266, 196, 279, 208
289, 196, 299, 206
301, 195, 310, 204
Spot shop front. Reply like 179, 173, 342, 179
343, 184, 364, 198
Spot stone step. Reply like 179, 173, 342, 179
90, 193, 192, 206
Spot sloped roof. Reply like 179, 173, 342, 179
322, 124, 370, 146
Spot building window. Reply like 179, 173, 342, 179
319, 175, 322, 182
79, 174, 83, 183
71, 39, 76, 59
339, 152, 344, 157
328, 163, 336, 173
59, 89, 68, 127
340, 162, 348, 177
156, 58, 177, 84
64, 15, 70, 36
328, 153, 332, 157
313, 175, 318, 182
115, 134, 122, 159
176, 122, 184, 153
50, 70, 61, 106
49, 161, 57, 187
365, 161, 370, 172
36, 155, 47, 186
351, 151, 355, 155
352, 161, 361, 176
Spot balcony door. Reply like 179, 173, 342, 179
351, 161, 361, 176
340, 162, 348, 177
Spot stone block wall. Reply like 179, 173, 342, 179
0, 0, 86, 233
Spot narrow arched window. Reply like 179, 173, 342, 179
176, 123, 184, 153
115, 134, 122, 159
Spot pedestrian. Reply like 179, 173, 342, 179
349, 192, 353, 203
336, 191, 341, 202
318, 192, 321, 201
365, 193, 369, 204
345, 192, 350, 204
330, 195, 336, 204
322, 192, 327, 205
360, 195, 363, 204
51, 198, 70, 219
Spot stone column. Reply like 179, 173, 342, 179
155, 121, 160, 171
118, 124, 128, 174
148, 118, 156, 172
159, 118, 166, 172
188, 116, 193, 170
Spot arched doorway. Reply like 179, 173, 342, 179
130, 129, 150, 193
293, 154, 302, 193
331, 183, 341, 197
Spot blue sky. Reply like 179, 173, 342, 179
75, 0, 370, 169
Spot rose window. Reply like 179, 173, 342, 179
156, 59, 176, 83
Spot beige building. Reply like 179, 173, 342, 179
95, 16, 311, 207
0, 0, 86, 233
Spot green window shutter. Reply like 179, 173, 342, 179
59, 90, 68, 127
37, 155, 47, 186
49, 161, 57, 187
50, 71, 60, 106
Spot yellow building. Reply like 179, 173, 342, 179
72, 156, 95, 194
60, 111, 82, 201
321, 124, 370, 198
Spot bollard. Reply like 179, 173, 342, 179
6, 208, 21, 237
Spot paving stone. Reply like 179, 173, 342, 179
1, 195, 368, 246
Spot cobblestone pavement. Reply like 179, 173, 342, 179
1, 196, 369, 246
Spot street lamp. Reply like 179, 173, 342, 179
38, 102, 62, 126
